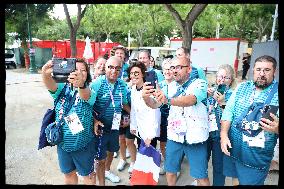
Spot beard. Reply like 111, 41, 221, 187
254, 76, 270, 89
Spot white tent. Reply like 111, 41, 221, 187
83, 36, 94, 64
105, 37, 113, 43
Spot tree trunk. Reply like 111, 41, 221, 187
70, 31, 77, 58
182, 21, 193, 52
63, 4, 88, 58
163, 4, 207, 53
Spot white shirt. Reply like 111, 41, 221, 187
130, 85, 161, 141
167, 79, 209, 144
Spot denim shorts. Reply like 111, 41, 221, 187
223, 155, 269, 185
94, 130, 119, 160
57, 138, 96, 176
119, 126, 135, 139
165, 139, 208, 179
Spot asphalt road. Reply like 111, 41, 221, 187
5, 68, 279, 185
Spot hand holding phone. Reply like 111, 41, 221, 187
217, 84, 227, 95
145, 71, 157, 89
259, 105, 279, 134
52, 58, 76, 83
262, 105, 278, 121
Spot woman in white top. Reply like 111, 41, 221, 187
129, 61, 161, 147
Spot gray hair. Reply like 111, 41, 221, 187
217, 64, 236, 88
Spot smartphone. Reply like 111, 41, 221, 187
262, 105, 278, 121
52, 58, 76, 83
145, 71, 156, 89
217, 84, 227, 95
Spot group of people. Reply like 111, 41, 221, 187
41, 44, 279, 185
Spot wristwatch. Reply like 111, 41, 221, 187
79, 82, 88, 89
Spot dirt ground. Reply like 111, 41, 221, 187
5, 69, 279, 185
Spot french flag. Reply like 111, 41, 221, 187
130, 140, 161, 185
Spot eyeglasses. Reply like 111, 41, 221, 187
130, 71, 140, 76
108, 65, 121, 72
255, 68, 272, 74
217, 75, 231, 80
163, 68, 172, 72
170, 65, 189, 71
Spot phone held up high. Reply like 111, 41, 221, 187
52, 58, 76, 83
145, 70, 156, 89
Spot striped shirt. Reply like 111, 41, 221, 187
222, 80, 278, 123
190, 64, 207, 82
119, 62, 130, 81
50, 83, 95, 152
208, 88, 233, 122
90, 75, 128, 132
221, 80, 278, 169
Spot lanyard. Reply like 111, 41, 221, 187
58, 85, 75, 120
106, 80, 123, 111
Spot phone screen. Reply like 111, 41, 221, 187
145, 71, 156, 89
262, 105, 278, 121
217, 84, 227, 94
52, 58, 76, 83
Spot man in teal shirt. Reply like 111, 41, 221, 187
89, 56, 130, 185
220, 55, 279, 185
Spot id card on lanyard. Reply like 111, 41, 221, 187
107, 81, 123, 130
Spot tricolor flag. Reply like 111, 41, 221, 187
130, 140, 161, 185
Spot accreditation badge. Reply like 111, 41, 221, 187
64, 112, 84, 135
111, 112, 121, 130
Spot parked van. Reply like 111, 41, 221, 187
5, 48, 17, 69
129, 47, 176, 67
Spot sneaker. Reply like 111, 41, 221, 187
191, 179, 197, 186
105, 171, 120, 183
113, 152, 118, 158
159, 162, 165, 175
117, 159, 127, 171
126, 149, 131, 158
128, 163, 134, 173
176, 171, 181, 180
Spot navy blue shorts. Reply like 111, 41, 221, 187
157, 124, 167, 142
57, 138, 96, 176
94, 130, 119, 160
119, 126, 135, 139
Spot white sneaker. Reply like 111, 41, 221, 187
126, 149, 131, 158
159, 162, 165, 175
128, 163, 134, 173
191, 179, 197, 186
113, 152, 118, 158
117, 159, 127, 171
105, 170, 120, 183
176, 171, 181, 179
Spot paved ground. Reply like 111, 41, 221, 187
5, 68, 279, 185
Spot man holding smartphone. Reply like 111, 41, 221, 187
89, 56, 131, 185
220, 55, 279, 185
142, 57, 210, 186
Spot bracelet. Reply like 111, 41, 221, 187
79, 82, 88, 89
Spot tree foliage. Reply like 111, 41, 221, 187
6, 4, 278, 52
